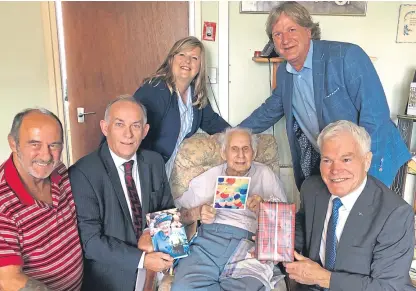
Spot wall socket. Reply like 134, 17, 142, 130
208, 67, 217, 84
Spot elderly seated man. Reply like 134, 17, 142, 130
171, 127, 287, 291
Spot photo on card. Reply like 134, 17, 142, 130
146, 208, 190, 259
213, 176, 251, 210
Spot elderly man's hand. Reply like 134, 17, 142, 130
200, 204, 216, 224
247, 194, 263, 214
138, 229, 154, 253
285, 252, 331, 288
144, 252, 174, 272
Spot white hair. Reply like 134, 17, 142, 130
317, 120, 371, 155
219, 127, 258, 153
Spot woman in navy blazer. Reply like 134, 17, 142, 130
133, 36, 229, 178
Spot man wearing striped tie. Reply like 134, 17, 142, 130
286, 120, 415, 291
69, 96, 174, 291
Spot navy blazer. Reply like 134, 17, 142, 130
295, 175, 415, 291
240, 40, 410, 189
133, 80, 230, 162
69, 142, 174, 291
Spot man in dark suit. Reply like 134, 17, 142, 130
286, 120, 415, 291
69, 96, 174, 291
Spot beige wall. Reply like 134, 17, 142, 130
201, 1, 221, 114
0, 2, 51, 162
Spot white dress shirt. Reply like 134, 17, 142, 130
319, 177, 367, 267
108, 150, 146, 273
165, 88, 193, 179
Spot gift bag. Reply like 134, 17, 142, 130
256, 201, 295, 263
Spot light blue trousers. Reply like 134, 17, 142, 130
171, 223, 265, 291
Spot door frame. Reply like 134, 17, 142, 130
41, 1, 71, 166
41, 1, 198, 166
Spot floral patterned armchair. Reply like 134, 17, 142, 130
158, 133, 286, 291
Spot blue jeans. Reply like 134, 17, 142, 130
171, 223, 265, 291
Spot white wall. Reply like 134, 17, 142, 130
201, 2, 222, 116
0, 2, 51, 161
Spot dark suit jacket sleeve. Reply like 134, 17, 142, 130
133, 82, 169, 148
200, 100, 230, 134
295, 183, 307, 254
330, 204, 415, 291
239, 65, 285, 133
69, 166, 142, 271
158, 154, 175, 211
343, 45, 390, 177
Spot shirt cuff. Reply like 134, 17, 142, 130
138, 252, 145, 269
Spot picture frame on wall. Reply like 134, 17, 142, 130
396, 4, 416, 43
240, 1, 367, 16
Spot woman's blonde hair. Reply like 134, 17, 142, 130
143, 36, 208, 109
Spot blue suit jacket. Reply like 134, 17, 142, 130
240, 40, 410, 189
133, 80, 230, 162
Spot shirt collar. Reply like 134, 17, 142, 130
221, 161, 257, 177
3, 154, 62, 206
330, 176, 367, 212
286, 40, 313, 74
177, 88, 193, 108
109, 148, 137, 169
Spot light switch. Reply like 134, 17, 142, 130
208, 67, 217, 84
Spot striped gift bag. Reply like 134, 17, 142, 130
256, 201, 295, 263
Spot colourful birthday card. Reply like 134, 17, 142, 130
213, 176, 251, 210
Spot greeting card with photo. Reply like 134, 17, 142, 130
146, 208, 190, 259
213, 176, 251, 210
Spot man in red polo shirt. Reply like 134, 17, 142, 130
0, 108, 83, 291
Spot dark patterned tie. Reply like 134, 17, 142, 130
293, 119, 320, 180
325, 198, 343, 271
123, 160, 143, 240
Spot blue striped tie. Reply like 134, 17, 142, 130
325, 198, 343, 271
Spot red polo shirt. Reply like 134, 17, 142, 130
0, 155, 83, 290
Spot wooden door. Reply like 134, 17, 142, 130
61, 1, 188, 162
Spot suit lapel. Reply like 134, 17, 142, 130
312, 41, 325, 130
309, 189, 330, 262
137, 151, 150, 224
100, 143, 135, 232
335, 178, 376, 266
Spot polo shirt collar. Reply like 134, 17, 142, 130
3, 154, 62, 206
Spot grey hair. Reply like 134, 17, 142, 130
9, 108, 63, 146
104, 95, 147, 124
266, 1, 321, 41
219, 127, 258, 154
317, 120, 371, 155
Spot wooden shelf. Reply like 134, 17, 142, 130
252, 57, 285, 63
252, 55, 377, 90
398, 114, 416, 121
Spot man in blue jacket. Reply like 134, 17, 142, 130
240, 1, 410, 190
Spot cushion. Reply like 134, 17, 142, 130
169, 133, 280, 200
